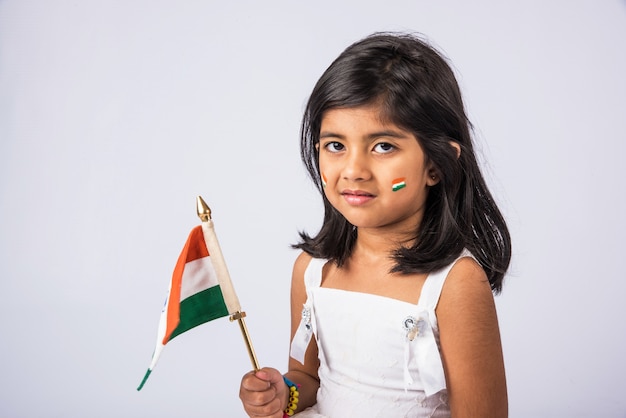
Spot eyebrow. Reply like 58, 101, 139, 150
319, 130, 411, 140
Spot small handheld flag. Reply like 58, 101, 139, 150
137, 196, 259, 391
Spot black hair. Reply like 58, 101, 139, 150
293, 32, 511, 292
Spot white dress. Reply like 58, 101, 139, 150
290, 252, 471, 418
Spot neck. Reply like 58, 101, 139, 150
351, 226, 415, 266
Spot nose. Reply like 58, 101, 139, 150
342, 151, 371, 182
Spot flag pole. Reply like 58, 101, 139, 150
196, 196, 260, 371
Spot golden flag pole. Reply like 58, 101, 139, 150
196, 196, 260, 371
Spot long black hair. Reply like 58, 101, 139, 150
293, 32, 511, 292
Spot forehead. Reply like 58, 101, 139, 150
320, 104, 404, 134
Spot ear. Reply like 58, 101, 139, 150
427, 168, 440, 186
449, 141, 461, 159
426, 142, 460, 186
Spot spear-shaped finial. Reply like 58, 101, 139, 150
196, 196, 212, 222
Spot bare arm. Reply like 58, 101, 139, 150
239, 252, 320, 417
284, 252, 320, 411
437, 257, 508, 418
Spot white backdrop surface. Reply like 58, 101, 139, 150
1, 1, 625, 417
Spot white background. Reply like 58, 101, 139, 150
1, 1, 625, 417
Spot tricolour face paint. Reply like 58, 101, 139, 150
392, 177, 406, 192
321, 173, 327, 188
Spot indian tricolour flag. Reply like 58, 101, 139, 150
137, 222, 241, 390
392, 177, 407, 192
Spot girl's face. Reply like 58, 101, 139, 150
318, 104, 438, 236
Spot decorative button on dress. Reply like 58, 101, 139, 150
290, 252, 472, 418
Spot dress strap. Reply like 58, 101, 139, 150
404, 250, 475, 395
417, 249, 474, 311
303, 257, 326, 290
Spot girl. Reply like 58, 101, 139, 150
239, 32, 511, 418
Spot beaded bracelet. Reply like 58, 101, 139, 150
282, 376, 300, 417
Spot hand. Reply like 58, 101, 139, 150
239, 367, 287, 418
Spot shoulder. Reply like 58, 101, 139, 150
436, 255, 498, 350
441, 256, 491, 304
290, 252, 313, 294
292, 251, 314, 280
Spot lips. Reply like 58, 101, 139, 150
341, 189, 375, 206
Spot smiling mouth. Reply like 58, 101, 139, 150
340, 190, 375, 205
341, 191, 374, 197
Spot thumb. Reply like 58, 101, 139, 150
254, 367, 284, 387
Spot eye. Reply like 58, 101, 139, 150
374, 142, 395, 154
323, 141, 345, 153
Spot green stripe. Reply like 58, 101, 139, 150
392, 183, 406, 191
168, 286, 229, 341
137, 369, 152, 391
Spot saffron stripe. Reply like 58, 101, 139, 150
164, 225, 211, 344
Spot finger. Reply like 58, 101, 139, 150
244, 395, 283, 418
241, 385, 276, 407
241, 371, 272, 392
254, 368, 284, 387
